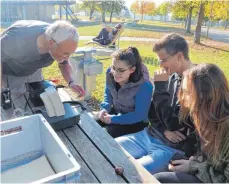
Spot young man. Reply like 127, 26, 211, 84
116, 33, 198, 174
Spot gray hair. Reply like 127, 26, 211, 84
45, 20, 79, 43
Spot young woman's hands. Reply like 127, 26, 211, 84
99, 109, 108, 120
168, 159, 191, 173
101, 114, 112, 124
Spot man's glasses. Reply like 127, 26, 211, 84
110, 65, 130, 75
158, 52, 177, 64
51, 38, 71, 58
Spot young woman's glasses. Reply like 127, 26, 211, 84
110, 65, 130, 75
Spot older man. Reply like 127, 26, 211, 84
1, 20, 85, 106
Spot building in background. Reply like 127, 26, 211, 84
1, 0, 76, 23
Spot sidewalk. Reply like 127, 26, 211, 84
80, 36, 160, 42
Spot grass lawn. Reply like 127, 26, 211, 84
1, 21, 228, 108
1, 23, 196, 41
43, 40, 229, 109
1, 19, 223, 42
76, 24, 198, 41
76, 21, 216, 43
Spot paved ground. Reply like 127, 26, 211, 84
80, 36, 159, 42
201, 27, 229, 43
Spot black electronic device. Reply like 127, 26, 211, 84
1, 88, 12, 110
26, 81, 87, 131
25, 80, 56, 107
40, 103, 81, 131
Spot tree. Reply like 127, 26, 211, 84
156, 2, 172, 21
80, 1, 100, 20
130, 0, 155, 21
171, 1, 199, 33
130, 1, 139, 20
106, 0, 126, 23
186, 4, 193, 33
172, 1, 192, 29
101, 1, 107, 22
194, 1, 205, 44
145, 2, 156, 16
138, 1, 156, 21
225, 3, 229, 29
93, 1, 110, 22
205, 1, 229, 29
171, 1, 188, 26
81, 1, 119, 22
224, 2, 229, 29
109, 1, 115, 23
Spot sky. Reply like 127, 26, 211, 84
125, 0, 166, 8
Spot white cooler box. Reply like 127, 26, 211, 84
0, 114, 81, 183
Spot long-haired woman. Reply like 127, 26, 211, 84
154, 63, 229, 183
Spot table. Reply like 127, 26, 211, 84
1, 89, 159, 183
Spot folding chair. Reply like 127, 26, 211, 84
85, 27, 124, 50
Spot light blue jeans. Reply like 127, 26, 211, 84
115, 128, 184, 174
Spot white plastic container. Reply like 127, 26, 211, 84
0, 114, 81, 183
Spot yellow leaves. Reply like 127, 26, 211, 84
130, 1, 139, 13
130, 0, 156, 16
204, 1, 229, 20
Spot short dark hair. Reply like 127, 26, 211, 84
153, 33, 190, 60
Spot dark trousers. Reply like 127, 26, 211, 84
95, 28, 113, 45
97, 28, 109, 40
98, 120, 148, 138
154, 172, 202, 183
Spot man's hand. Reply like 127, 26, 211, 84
101, 114, 112, 124
69, 82, 85, 98
168, 159, 191, 173
164, 130, 186, 143
154, 69, 170, 82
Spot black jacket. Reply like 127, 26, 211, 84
148, 73, 198, 157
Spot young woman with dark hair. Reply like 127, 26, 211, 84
95, 47, 153, 138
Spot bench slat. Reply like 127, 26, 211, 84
57, 131, 99, 183
78, 112, 160, 183
63, 125, 126, 183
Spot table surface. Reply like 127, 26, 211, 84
1, 89, 159, 183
